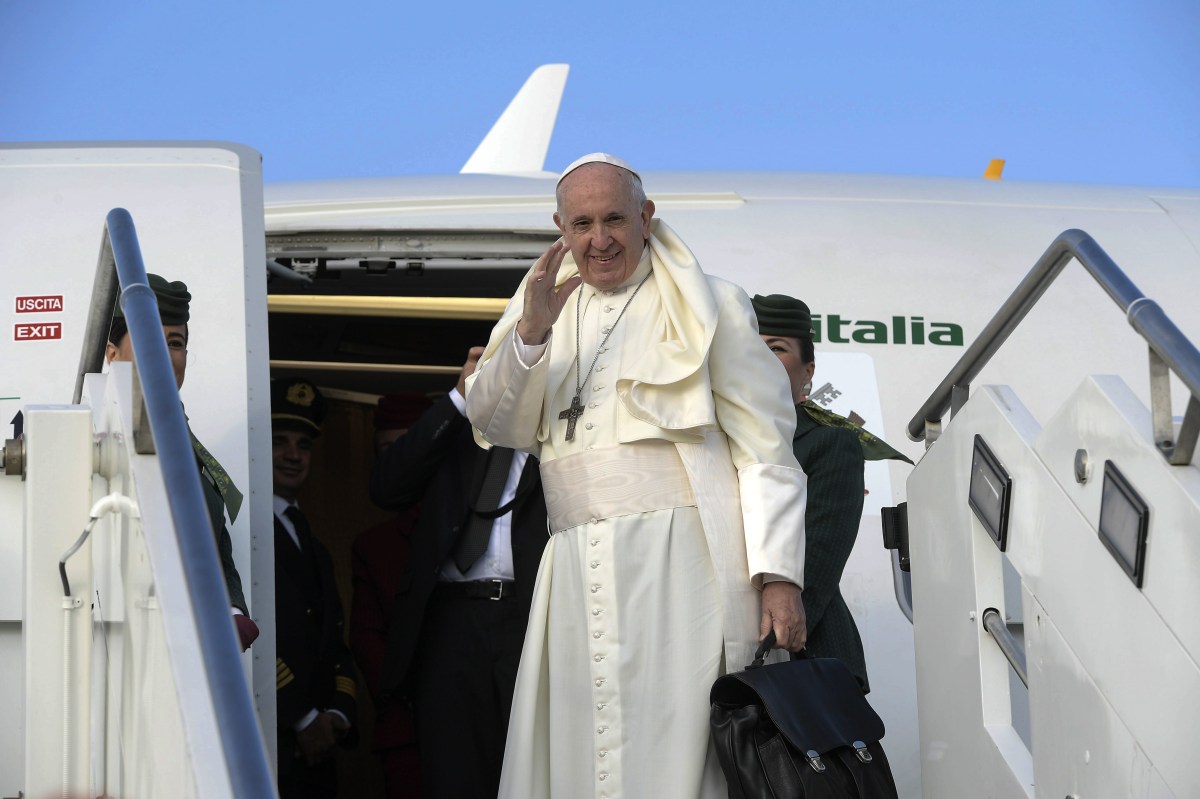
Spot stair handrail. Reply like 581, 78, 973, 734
907, 229, 1200, 466
78, 208, 275, 795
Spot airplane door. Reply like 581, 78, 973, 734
0, 142, 275, 791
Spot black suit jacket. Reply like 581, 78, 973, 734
274, 515, 359, 742
369, 393, 548, 695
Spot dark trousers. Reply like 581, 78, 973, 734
379, 743, 422, 799
412, 584, 529, 799
277, 732, 337, 799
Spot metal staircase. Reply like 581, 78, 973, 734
904, 231, 1200, 797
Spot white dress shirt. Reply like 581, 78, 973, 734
441, 388, 528, 582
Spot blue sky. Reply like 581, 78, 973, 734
2, 0, 1197, 187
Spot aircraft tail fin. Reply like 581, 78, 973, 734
460, 64, 569, 177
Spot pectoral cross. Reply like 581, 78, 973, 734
558, 394, 585, 441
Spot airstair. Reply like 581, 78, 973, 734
3, 210, 275, 797
902, 231, 1200, 797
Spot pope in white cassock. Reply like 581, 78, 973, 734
466, 153, 809, 798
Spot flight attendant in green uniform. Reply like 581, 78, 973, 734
753, 294, 911, 692
105, 273, 259, 650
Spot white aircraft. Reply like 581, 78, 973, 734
1, 64, 1197, 797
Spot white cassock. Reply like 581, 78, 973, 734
466, 219, 807, 799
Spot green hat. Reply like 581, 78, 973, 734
271, 377, 327, 436
116, 273, 191, 325
752, 294, 812, 340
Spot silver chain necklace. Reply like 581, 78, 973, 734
558, 270, 652, 441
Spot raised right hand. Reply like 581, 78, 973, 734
456, 346, 485, 399
515, 240, 582, 345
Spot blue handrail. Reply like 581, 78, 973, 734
103, 208, 276, 796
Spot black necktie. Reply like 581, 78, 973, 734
455, 447, 515, 572
284, 505, 314, 552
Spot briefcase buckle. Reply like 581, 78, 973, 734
805, 750, 826, 773
853, 741, 873, 763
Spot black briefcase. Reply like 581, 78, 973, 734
710, 632, 899, 799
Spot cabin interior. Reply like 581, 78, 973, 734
266, 229, 556, 795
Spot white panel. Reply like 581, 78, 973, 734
907, 386, 1038, 798
910, 377, 1200, 797
0, 142, 270, 793
23, 406, 94, 797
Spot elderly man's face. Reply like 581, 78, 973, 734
554, 164, 654, 290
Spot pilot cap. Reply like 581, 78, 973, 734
752, 294, 813, 341
271, 377, 327, 437
115, 273, 191, 325
558, 152, 641, 185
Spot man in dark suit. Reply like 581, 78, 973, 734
369, 346, 548, 799
272, 377, 359, 797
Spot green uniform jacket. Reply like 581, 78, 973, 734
199, 457, 248, 615
793, 404, 869, 693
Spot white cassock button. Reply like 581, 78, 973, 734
592, 608, 603, 616
599, 347, 608, 354
594, 654, 604, 662
596, 365, 606, 372
591, 560, 600, 569
599, 749, 608, 757
589, 402, 598, 409
597, 725, 608, 733
590, 539, 599, 546
599, 773, 609, 781
596, 702, 606, 710
593, 632, 603, 639
604, 305, 614, 312
585, 422, 595, 430
601, 325, 612, 334
591, 584, 601, 593
589, 518, 598, 525
595, 678, 606, 687
593, 385, 603, 392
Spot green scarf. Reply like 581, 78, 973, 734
800, 401, 914, 465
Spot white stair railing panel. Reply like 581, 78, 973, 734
22, 406, 94, 798
1019, 377, 1200, 797
1029, 375, 1200, 659
908, 385, 1040, 798
909, 379, 1199, 797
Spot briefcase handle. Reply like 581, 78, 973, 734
749, 631, 776, 669
750, 631, 812, 670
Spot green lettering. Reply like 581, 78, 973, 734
929, 323, 964, 346
851, 320, 887, 344
826, 314, 850, 343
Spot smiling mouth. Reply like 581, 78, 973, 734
590, 252, 619, 264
